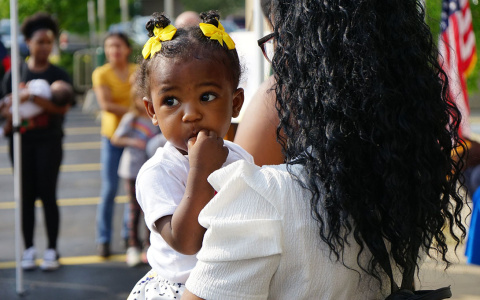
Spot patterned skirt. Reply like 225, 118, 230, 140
128, 269, 186, 300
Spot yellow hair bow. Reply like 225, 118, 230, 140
199, 21, 235, 50
142, 24, 177, 59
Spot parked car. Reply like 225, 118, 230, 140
131, 16, 151, 47
108, 21, 132, 35
0, 19, 28, 56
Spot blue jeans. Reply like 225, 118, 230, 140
464, 165, 480, 197
96, 137, 128, 244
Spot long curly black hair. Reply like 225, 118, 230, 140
137, 11, 241, 99
271, 0, 467, 285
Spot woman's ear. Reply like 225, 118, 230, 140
232, 88, 244, 118
143, 97, 158, 126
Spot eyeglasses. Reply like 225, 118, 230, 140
257, 33, 275, 63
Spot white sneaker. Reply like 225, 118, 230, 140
21, 247, 36, 270
40, 249, 60, 271
126, 247, 141, 267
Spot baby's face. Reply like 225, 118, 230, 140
144, 57, 243, 154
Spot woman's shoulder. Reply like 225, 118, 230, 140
47, 64, 71, 82
211, 161, 296, 186
208, 161, 300, 210
93, 63, 112, 74
92, 63, 113, 85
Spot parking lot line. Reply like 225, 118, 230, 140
0, 195, 128, 210
0, 254, 127, 269
0, 141, 102, 154
0, 163, 102, 175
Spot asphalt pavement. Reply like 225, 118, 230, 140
0, 103, 479, 299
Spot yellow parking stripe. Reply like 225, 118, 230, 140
0, 163, 102, 175
0, 254, 127, 269
60, 163, 101, 172
0, 195, 128, 210
63, 141, 101, 150
64, 127, 100, 135
0, 141, 101, 154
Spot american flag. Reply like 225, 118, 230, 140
439, 0, 477, 138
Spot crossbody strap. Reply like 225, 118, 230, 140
364, 234, 400, 293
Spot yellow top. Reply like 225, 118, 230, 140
92, 63, 138, 138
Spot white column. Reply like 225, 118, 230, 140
87, 0, 96, 47
9, 0, 24, 294
98, 0, 106, 36
165, 0, 174, 18
120, 0, 129, 23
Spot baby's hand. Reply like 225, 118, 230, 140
188, 130, 228, 174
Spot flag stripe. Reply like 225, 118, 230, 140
439, 0, 476, 138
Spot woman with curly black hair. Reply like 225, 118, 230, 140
182, 0, 467, 299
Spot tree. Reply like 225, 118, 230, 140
0, 0, 124, 34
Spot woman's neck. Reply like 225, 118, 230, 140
27, 57, 50, 72
111, 60, 128, 70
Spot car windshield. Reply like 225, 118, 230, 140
0, 20, 11, 35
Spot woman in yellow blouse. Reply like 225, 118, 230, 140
92, 32, 137, 257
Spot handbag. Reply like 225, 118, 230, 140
364, 235, 452, 300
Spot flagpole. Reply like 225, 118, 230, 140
9, 0, 24, 295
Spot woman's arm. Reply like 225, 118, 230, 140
94, 85, 129, 117
181, 289, 203, 300
234, 76, 284, 166
26, 95, 69, 115
111, 135, 146, 149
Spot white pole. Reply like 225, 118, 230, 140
120, 0, 129, 24
253, 0, 264, 87
9, 0, 24, 294
88, 0, 97, 47
98, 0, 106, 37
165, 0, 174, 18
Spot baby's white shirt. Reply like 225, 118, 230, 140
135, 140, 254, 284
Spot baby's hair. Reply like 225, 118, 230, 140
103, 32, 132, 49
21, 12, 59, 39
50, 80, 74, 106
130, 82, 147, 116
137, 10, 241, 99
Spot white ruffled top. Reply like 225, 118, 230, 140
186, 160, 390, 300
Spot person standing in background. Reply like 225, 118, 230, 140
92, 32, 137, 257
174, 11, 201, 28
1, 12, 74, 271
111, 86, 160, 267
